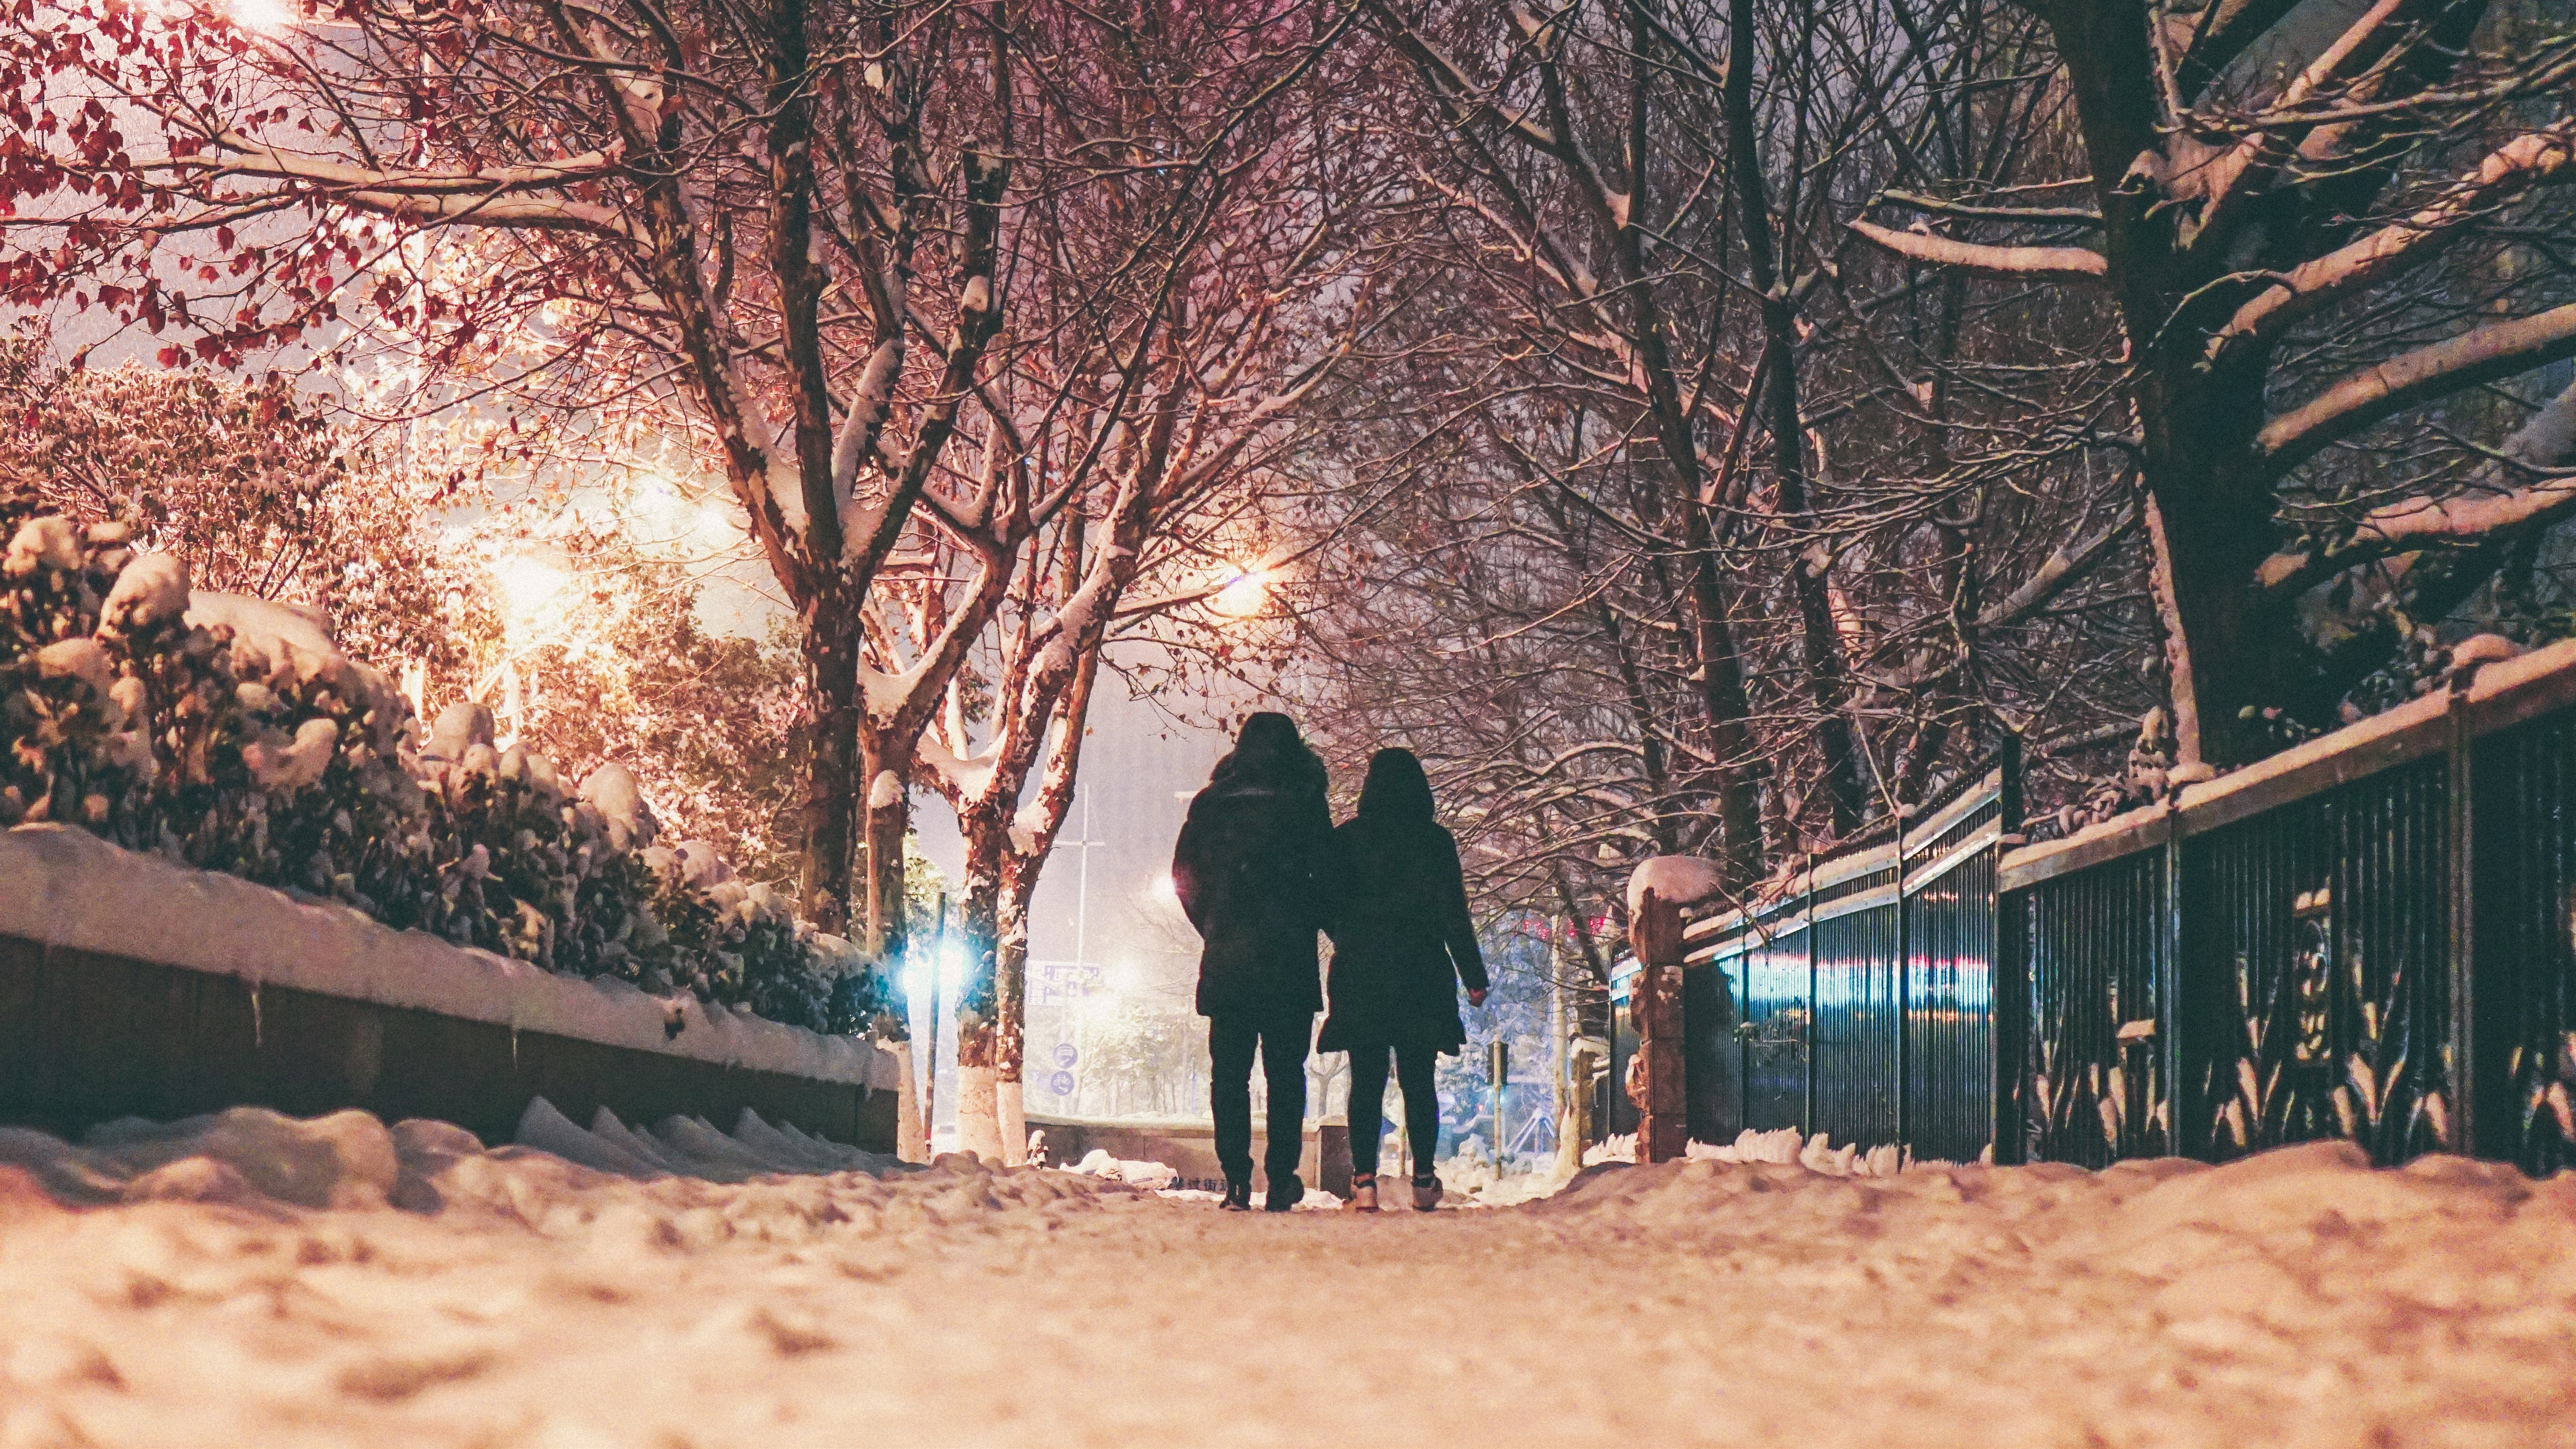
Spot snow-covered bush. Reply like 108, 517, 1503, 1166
1, 486, 877, 1034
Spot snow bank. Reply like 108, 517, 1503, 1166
0, 1105, 2569, 1446
0, 824, 902, 1091
186, 589, 402, 728
1626, 854, 1730, 919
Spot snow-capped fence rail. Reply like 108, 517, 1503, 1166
1635, 636, 2576, 1177
0, 825, 903, 1150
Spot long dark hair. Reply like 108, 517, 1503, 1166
1354, 747, 1435, 825
1208, 711, 1326, 794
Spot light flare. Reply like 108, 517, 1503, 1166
1210, 564, 1270, 618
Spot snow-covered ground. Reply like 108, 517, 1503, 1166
4, 1108, 2572, 1448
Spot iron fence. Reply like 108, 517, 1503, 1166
1631, 640, 2576, 1174
1998, 639, 2576, 1171
1676, 758, 2014, 1162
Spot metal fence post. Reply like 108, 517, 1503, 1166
2448, 687, 2477, 1158
1804, 865, 1818, 1138
1895, 813, 1911, 1156
1994, 737, 2028, 1165
2160, 802, 2186, 1160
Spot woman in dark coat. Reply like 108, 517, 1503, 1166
1172, 711, 1335, 1212
1318, 748, 1488, 1212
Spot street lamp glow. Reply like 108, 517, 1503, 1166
490, 554, 570, 650
1211, 565, 1270, 617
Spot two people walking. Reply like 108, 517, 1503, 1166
1171, 712, 1487, 1213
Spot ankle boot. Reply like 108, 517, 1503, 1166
1349, 1173, 1379, 1212
1411, 1173, 1443, 1212
1221, 1179, 1253, 1211
1263, 1174, 1302, 1213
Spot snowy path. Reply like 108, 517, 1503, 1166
4, 1110, 2573, 1448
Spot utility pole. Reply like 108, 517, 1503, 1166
1065, 790, 1104, 970
1548, 917, 1566, 1156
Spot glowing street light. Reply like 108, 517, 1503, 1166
1210, 564, 1271, 618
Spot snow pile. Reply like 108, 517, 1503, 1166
1625, 853, 1731, 918
1, 489, 886, 1038
1065, 1148, 1180, 1189
1582, 1131, 1635, 1166
1583, 1128, 1938, 1178
1434, 1142, 1576, 1206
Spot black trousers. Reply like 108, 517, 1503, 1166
1209, 1010, 1312, 1189
1347, 1044, 1440, 1179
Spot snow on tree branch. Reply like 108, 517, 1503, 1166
2257, 303, 2576, 481
2206, 121, 2576, 366
1844, 220, 2109, 286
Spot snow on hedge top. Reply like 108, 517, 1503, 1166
186, 590, 403, 728
0, 824, 900, 1091
1626, 855, 1730, 919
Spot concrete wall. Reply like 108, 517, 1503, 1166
0, 934, 898, 1151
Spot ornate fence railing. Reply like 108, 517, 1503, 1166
2000, 639, 2576, 1175
1634, 637, 2576, 1175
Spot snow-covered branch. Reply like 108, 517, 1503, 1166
2206, 122, 2576, 365
1845, 219, 2109, 286
2258, 379, 2576, 600
2257, 302, 2576, 480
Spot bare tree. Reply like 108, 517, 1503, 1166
906, 1, 1380, 1158
1299, 0, 2158, 951
1848, 0, 2576, 763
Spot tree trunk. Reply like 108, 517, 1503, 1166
2136, 375, 2296, 767
950, 823, 1008, 1163
1721, 0, 1862, 836
797, 604, 861, 934
993, 862, 1036, 1166
857, 734, 913, 965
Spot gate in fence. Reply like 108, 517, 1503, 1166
1638, 637, 2576, 1175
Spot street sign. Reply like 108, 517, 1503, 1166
1053, 1041, 1079, 1070
1048, 1070, 1077, 1097
1033, 959, 1103, 1006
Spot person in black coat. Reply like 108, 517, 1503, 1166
1317, 748, 1488, 1212
1171, 711, 1334, 1212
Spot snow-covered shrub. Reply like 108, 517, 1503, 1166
0, 487, 873, 1035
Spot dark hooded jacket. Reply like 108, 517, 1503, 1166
1172, 713, 1334, 1018
1316, 749, 1489, 1054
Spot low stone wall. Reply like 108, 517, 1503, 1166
0, 825, 899, 1150
0, 935, 898, 1149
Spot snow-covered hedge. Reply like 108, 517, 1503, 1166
1, 486, 880, 1034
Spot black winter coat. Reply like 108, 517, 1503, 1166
1172, 769, 1334, 1018
1316, 816, 1489, 1054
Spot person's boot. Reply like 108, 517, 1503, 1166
1263, 1173, 1301, 1213
1411, 1173, 1443, 1212
1349, 1172, 1379, 1213
1221, 1178, 1253, 1212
